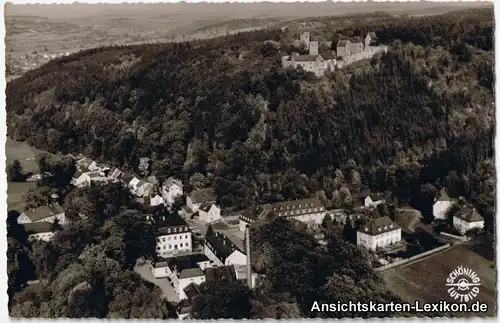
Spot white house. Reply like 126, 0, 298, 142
453, 207, 485, 235
151, 253, 210, 300
198, 202, 221, 223
364, 194, 386, 209
149, 194, 165, 207
433, 190, 453, 220
186, 188, 216, 213
155, 216, 193, 257
71, 171, 107, 188
23, 222, 55, 242
356, 216, 401, 251
204, 230, 246, 267
128, 177, 141, 191
17, 204, 66, 225
162, 177, 183, 206
88, 161, 100, 171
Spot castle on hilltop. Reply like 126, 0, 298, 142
282, 31, 388, 76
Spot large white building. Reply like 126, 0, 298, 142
155, 216, 193, 257
22, 222, 56, 242
150, 253, 211, 300
162, 177, 184, 206
198, 202, 221, 223
17, 204, 66, 225
356, 216, 401, 251
186, 188, 216, 213
239, 198, 327, 229
433, 190, 453, 220
453, 207, 485, 235
204, 229, 247, 267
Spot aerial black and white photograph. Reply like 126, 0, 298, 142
3, 0, 496, 320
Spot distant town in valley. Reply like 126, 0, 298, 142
5, 1, 495, 320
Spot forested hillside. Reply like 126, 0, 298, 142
7, 8, 493, 226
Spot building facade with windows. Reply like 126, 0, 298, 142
156, 217, 192, 257
356, 216, 401, 251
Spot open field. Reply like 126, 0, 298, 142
6, 138, 45, 212
382, 244, 496, 317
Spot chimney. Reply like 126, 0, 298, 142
245, 225, 252, 289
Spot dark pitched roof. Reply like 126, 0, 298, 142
369, 194, 385, 202
178, 268, 204, 279
157, 215, 189, 236
23, 204, 64, 222
293, 54, 322, 62
358, 216, 400, 235
183, 283, 202, 299
454, 207, 484, 223
357, 188, 371, 200
204, 265, 237, 285
435, 190, 452, 202
190, 188, 216, 204
239, 205, 268, 223
166, 254, 210, 275
73, 171, 83, 179
23, 222, 54, 234
121, 173, 134, 184
321, 51, 336, 60
205, 230, 244, 263
199, 201, 215, 212
337, 39, 348, 47
264, 198, 324, 217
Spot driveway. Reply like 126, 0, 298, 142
134, 263, 179, 303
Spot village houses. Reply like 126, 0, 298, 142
452, 207, 485, 235
432, 189, 454, 220
356, 216, 402, 251
17, 203, 66, 225
150, 253, 211, 300
186, 188, 217, 213
162, 177, 184, 206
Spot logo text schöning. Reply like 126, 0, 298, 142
445, 266, 481, 302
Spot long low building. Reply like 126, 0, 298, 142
239, 198, 326, 230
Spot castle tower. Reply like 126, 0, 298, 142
299, 32, 311, 48
309, 41, 319, 55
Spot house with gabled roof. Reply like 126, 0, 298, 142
198, 202, 221, 223
22, 222, 56, 242
238, 205, 271, 231
356, 216, 401, 251
162, 177, 183, 206
155, 214, 193, 257
108, 168, 124, 182
336, 39, 352, 57
433, 189, 454, 220
17, 203, 66, 225
365, 31, 378, 47
151, 253, 210, 300
364, 193, 386, 209
204, 229, 246, 267
453, 207, 484, 235
187, 188, 216, 213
